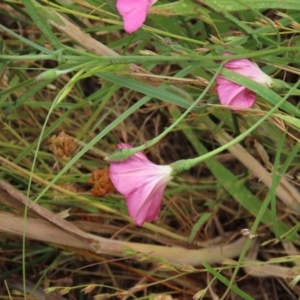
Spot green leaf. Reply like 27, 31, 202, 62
36, 6, 65, 26
22, 0, 61, 49
188, 212, 211, 243
151, 0, 210, 17
98, 73, 193, 109
202, 262, 255, 300
3, 79, 52, 117
273, 114, 300, 130
0, 24, 53, 54
203, 0, 300, 11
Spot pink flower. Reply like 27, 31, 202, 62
109, 143, 172, 226
116, 0, 157, 33
216, 53, 272, 109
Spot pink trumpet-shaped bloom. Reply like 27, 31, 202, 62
116, 0, 157, 33
109, 143, 172, 226
216, 53, 272, 109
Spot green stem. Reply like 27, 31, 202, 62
106, 62, 225, 162
0, 54, 90, 61
65, 45, 300, 62
37, 60, 97, 81
82, 51, 300, 64
3, 45, 300, 64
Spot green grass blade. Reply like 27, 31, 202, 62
22, 0, 61, 49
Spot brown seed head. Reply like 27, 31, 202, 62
48, 131, 78, 160
88, 169, 114, 197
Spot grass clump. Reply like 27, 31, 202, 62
0, 0, 300, 299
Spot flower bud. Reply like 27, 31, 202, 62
216, 53, 273, 110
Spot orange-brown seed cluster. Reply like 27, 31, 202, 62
88, 169, 114, 197
49, 131, 78, 160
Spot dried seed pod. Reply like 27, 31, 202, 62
88, 169, 114, 196
48, 131, 78, 160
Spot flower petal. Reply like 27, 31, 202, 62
116, 0, 151, 33
125, 178, 167, 225
216, 53, 272, 109
109, 143, 172, 225
222, 53, 272, 86
217, 80, 256, 109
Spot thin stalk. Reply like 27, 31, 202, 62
105, 62, 224, 162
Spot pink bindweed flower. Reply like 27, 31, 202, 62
116, 0, 157, 33
216, 53, 272, 109
109, 143, 172, 226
